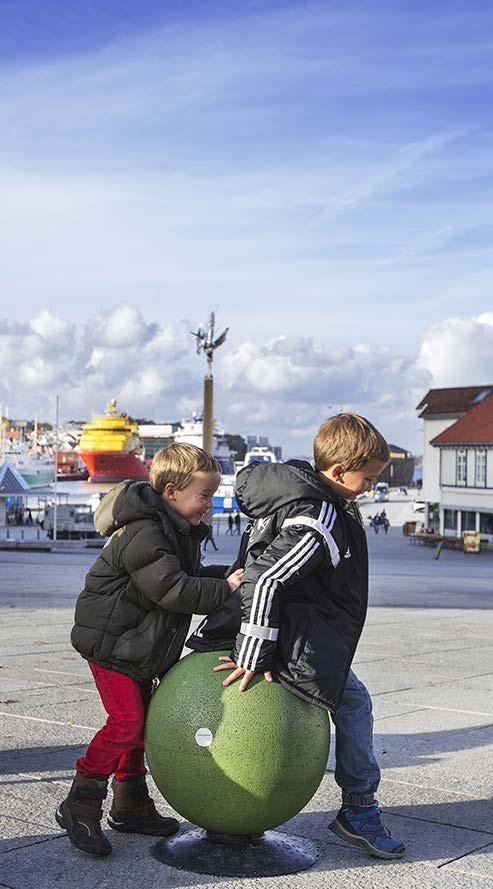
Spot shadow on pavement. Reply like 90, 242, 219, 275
0, 743, 85, 778
372, 723, 493, 769
2, 714, 493, 787
1, 799, 492, 878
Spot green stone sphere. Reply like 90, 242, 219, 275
145, 650, 330, 835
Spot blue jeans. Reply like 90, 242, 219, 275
330, 669, 380, 806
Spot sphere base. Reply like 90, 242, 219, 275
152, 827, 320, 876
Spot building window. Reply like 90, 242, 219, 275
461, 510, 476, 532
428, 502, 440, 531
476, 449, 486, 487
480, 513, 493, 535
456, 449, 467, 485
443, 509, 457, 531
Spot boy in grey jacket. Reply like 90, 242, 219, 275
56, 444, 243, 857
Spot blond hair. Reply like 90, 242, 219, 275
314, 413, 389, 472
149, 443, 221, 493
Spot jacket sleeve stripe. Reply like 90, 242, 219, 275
237, 533, 317, 669
244, 536, 321, 671
282, 501, 340, 567
250, 529, 316, 625
251, 500, 330, 628
236, 501, 331, 671
256, 535, 319, 627
240, 622, 279, 641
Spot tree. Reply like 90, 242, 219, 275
224, 434, 247, 462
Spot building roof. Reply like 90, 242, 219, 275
388, 444, 412, 458
431, 391, 493, 446
416, 385, 493, 418
0, 461, 31, 494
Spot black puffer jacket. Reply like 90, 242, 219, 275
71, 481, 231, 681
188, 460, 368, 712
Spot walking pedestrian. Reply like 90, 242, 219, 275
203, 525, 218, 551
234, 511, 241, 535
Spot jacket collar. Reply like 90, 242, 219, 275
159, 498, 209, 540
313, 472, 364, 528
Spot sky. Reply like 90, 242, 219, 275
1, 0, 493, 456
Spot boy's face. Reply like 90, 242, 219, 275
320, 459, 388, 501
162, 471, 221, 525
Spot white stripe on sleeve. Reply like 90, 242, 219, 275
237, 501, 332, 671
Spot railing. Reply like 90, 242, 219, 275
0, 526, 48, 542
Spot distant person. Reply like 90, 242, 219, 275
56, 444, 243, 857
234, 511, 241, 535
380, 510, 390, 534
188, 414, 405, 860
226, 513, 234, 535
369, 514, 380, 534
203, 524, 218, 552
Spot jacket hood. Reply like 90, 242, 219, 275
93, 481, 167, 535
235, 460, 339, 519
94, 480, 207, 538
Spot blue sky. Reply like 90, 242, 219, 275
1, 1, 493, 454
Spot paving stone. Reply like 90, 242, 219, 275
2, 541, 493, 889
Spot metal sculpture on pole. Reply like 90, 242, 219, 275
191, 312, 228, 454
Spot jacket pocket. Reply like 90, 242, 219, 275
111, 610, 165, 663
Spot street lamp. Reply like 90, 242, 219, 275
53, 395, 59, 543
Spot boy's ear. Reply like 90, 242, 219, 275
330, 463, 346, 482
163, 482, 176, 500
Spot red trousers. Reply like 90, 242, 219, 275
76, 662, 153, 781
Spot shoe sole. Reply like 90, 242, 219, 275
107, 813, 180, 837
55, 805, 112, 857
329, 818, 405, 860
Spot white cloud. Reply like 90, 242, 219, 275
93, 303, 156, 348
30, 309, 69, 339
221, 335, 430, 452
2, 304, 493, 456
417, 312, 493, 386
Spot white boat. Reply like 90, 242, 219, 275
243, 445, 280, 467
2, 442, 55, 488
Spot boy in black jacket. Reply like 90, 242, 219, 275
56, 444, 243, 857
188, 414, 405, 860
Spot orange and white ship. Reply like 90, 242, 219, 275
79, 399, 149, 483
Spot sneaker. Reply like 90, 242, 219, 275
329, 802, 405, 860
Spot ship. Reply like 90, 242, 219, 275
1, 442, 55, 487
56, 449, 89, 481
79, 399, 149, 483
242, 445, 280, 466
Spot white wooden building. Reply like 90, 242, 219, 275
416, 386, 493, 539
